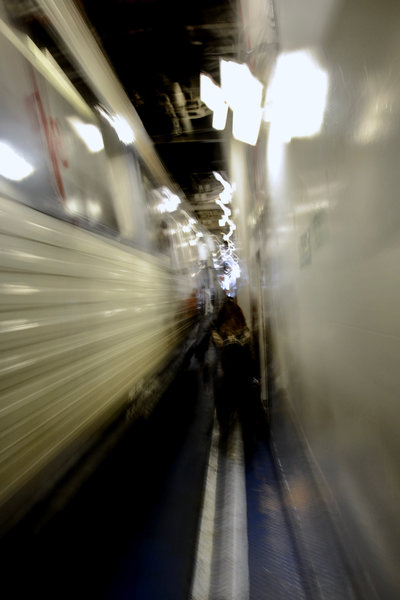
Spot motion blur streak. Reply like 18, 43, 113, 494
0, 0, 222, 533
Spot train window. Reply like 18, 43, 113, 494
0, 1, 119, 236
140, 169, 178, 260
95, 114, 150, 247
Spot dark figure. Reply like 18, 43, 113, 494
211, 298, 258, 441
185, 288, 198, 323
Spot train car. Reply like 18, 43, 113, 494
0, 0, 218, 532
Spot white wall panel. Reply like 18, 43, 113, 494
239, 0, 400, 597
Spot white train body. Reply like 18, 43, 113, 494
0, 0, 215, 529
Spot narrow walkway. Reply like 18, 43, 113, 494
190, 414, 249, 600
190, 408, 307, 600
3, 340, 308, 600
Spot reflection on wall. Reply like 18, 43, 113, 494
238, 0, 400, 598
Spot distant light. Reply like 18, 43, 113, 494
216, 201, 231, 218
213, 171, 237, 239
97, 107, 135, 145
67, 117, 104, 153
200, 73, 228, 130
217, 244, 241, 291
156, 186, 181, 213
213, 171, 235, 204
0, 141, 35, 181
213, 171, 229, 187
223, 223, 236, 241
189, 239, 197, 246
182, 224, 191, 233
220, 60, 263, 146
264, 50, 328, 142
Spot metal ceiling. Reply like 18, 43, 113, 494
78, 0, 240, 236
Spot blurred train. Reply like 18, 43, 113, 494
0, 0, 221, 532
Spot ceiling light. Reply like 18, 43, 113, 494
220, 60, 263, 146
220, 60, 262, 112
200, 73, 228, 130
264, 50, 328, 142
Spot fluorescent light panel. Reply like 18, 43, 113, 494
200, 73, 228, 131
220, 60, 263, 146
264, 50, 328, 141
